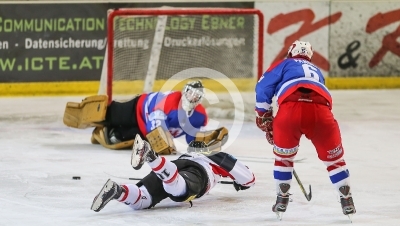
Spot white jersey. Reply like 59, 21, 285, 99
118, 151, 256, 210
179, 152, 256, 193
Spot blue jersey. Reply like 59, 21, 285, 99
136, 91, 208, 144
255, 58, 332, 112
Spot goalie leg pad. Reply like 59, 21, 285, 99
91, 127, 134, 150
63, 95, 108, 129
91, 130, 100, 144
146, 126, 177, 155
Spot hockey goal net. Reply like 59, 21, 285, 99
98, 7, 264, 109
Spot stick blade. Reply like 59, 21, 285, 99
306, 184, 312, 201
218, 181, 233, 184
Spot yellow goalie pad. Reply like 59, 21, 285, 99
91, 127, 134, 150
146, 127, 177, 155
63, 95, 108, 129
195, 127, 229, 147
186, 127, 229, 154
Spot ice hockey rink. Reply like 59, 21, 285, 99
1, 89, 399, 226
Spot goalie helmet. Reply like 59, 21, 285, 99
181, 80, 205, 112
287, 40, 313, 61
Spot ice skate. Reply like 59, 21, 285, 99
272, 183, 291, 220
91, 179, 125, 212
339, 185, 356, 222
131, 134, 157, 170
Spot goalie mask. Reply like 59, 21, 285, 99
287, 40, 313, 61
181, 80, 205, 113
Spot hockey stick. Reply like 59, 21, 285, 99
128, 177, 233, 184
236, 157, 307, 164
218, 181, 234, 184
292, 169, 312, 201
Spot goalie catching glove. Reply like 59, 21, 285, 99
187, 140, 217, 155
146, 126, 228, 155
187, 127, 229, 155
255, 106, 274, 145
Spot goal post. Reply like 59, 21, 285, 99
99, 7, 264, 104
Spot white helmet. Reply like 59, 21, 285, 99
287, 40, 313, 61
181, 80, 205, 113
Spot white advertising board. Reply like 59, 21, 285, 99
330, 1, 400, 76
256, 1, 331, 74
256, 1, 400, 77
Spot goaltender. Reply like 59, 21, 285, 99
63, 80, 228, 155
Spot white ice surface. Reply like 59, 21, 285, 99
1, 90, 400, 226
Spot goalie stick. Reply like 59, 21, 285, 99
292, 169, 312, 201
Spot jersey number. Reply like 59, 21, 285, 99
156, 169, 171, 180
302, 64, 320, 81
151, 120, 161, 130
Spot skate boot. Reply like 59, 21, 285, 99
108, 128, 121, 144
131, 134, 158, 170
91, 179, 125, 212
272, 183, 291, 220
339, 185, 356, 221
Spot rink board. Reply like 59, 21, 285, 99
1, 77, 400, 96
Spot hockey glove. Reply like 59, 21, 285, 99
265, 130, 274, 145
255, 107, 274, 145
233, 181, 250, 191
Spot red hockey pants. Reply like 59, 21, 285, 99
273, 96, 344, 162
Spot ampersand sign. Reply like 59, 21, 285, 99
337, 40, 361, 69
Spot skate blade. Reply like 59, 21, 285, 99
91, 179, 113, 212
275, 212, 284, 221
347, 214, 354, 223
